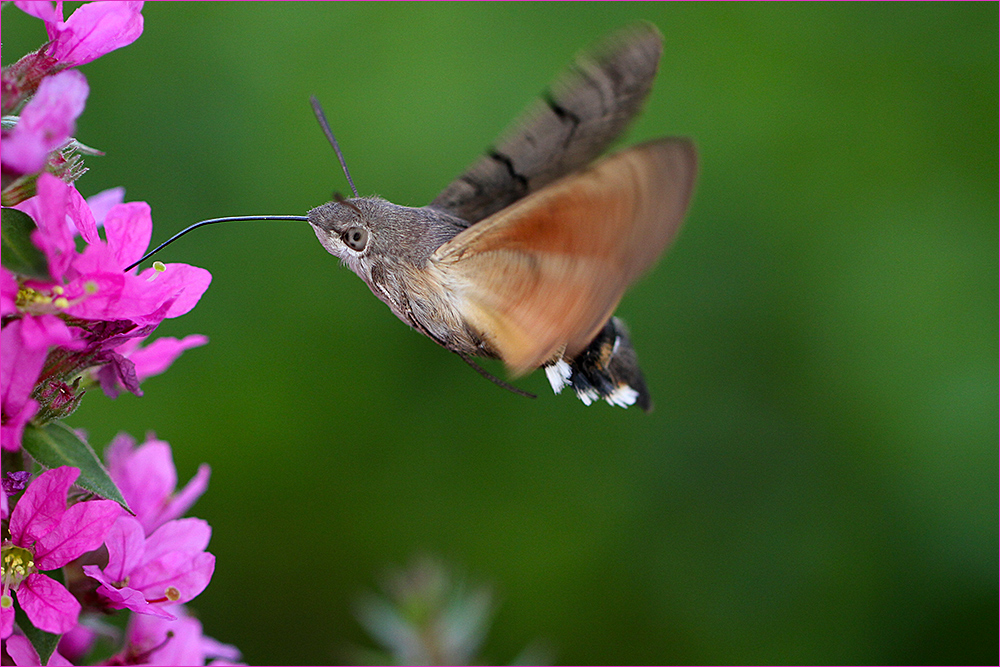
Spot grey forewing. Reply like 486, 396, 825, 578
428, 22, 663, 225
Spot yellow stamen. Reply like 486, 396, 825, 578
1, 545, 36, 589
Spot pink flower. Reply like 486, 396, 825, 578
1, 467, 120, 638
56, 618, 119, 663
16, 1, 145, 68
105, 433, 211, 534
111, 605, 242, 666
16, 174, 211, 325
1, 69, 88, 175
83, 516, 215, 619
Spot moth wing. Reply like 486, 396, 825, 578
432, 138, 696, 375
429, 22, 664, 225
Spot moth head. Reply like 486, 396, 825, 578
307, 196, 380, 276
308, 196, 444, 283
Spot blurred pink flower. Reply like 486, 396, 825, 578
105, 433, 211, 534
1, 69, 88, 175
56, 618, 119, 663
1, 467, 119, 637
83, 516, 215, 619
113, 605, 242, 666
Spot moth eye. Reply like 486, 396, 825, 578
343, 226, 369, 251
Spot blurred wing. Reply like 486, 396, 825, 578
429, 22, 663, 225
432, 138, 697, 375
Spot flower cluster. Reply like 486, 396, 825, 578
2, 3, 237, 664
2, 442, 239, 665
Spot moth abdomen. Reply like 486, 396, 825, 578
546, 316, 652, 411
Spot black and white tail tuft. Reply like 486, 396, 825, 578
544, 317, 652, 412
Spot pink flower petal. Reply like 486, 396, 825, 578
18, 572, 80, 635
83, 565, 176, 620
102, 516, 146, 582
133, 263, 213, 320
107, 438, 176, 532
14, 1, 63, 24
142, 518, 211, 566
48, 1, 144, 67
57, 621, 105, 663
1, 320, 47, 452
104, 432, 137, 478
65, 180, 99, 244
157, 463, 211, 528
130, 334, 209, 381
1, 69, 88, 174
104, 202, 152, 269
1, 600, 13, 639
9, 467, 77, 546
33, 497, 120, 569
126, 609, 236, 665
20, 174, 76, 279
130, 551, 215, 606
2, 268, 19, 317
85, 186, 125, 227
4, 634, 40, 665
0, 397, 38, 452
6, 633, 74, 667
20, 313, 82, 351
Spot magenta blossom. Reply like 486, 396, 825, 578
15, 174, 211, 325
2, 177, 209, 450
105, 433, 211, 534
16, 1, 145, 68
112, 605, 242, 666
83, 516, 215, 619
1, 68, 88, 175
1, 467, 120, 638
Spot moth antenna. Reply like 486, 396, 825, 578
333, 192, 363, 216
122, 215, 309, 272
310, 95, 359, 198
458, 353, 537, 399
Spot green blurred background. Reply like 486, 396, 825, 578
4, 3, 997, 664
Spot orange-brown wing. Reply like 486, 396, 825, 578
431, 138, 697, 375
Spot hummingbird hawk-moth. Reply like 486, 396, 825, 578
130, 22, 697, 410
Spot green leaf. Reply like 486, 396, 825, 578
2, 207, 51, 280
12, 593, 62, 664
22, 422, 132, 513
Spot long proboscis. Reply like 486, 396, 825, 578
122, 215, 309, 272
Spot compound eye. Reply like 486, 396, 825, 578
343, 226, 368, 251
